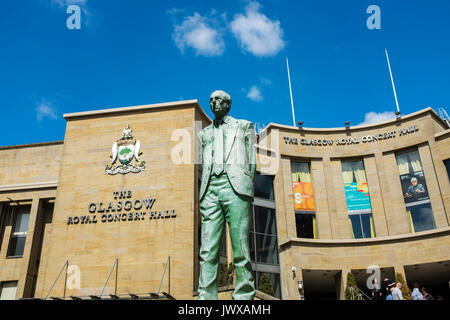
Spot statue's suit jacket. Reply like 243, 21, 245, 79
198, 116, 256, 201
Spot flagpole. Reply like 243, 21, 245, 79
385, 48, 400, 114
286, 57, 297, 126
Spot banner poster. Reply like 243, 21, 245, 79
292, 182, 315, 212
400, 171, 430, 205
344, 182, 372, 213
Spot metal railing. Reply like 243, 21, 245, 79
436, 107, 450, 127
347, 286, 373, 300
254, 122, 267, 135
44, 260, 69, 300
22, 292, 175, 300
38, 256, 173, 300
157, 255, 170, 294
100, 257, 119, 297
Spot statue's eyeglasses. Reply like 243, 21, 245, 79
210, 96, 225, 102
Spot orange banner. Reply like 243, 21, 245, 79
292, 182, 315, 212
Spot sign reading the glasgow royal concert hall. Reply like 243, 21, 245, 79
283, 124, 419, 146
66, 190, 177, 225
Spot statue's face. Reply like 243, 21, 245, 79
210, 94, 230, 119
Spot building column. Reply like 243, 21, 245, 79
280, 157, 297, 240
377, 152, 410, 235
0, 206, 12, 259
273, 169, 288, 245
337, 268, 349, 300
295, 268, 304, 300
280, 249, 301, 300
310, 159, 332, 239
418, 143, 448, 228
0, 202, 4, 255
393, 264, 408, 289
16, 197, 42, 299
324, 158, 351, 239
363, 155, 389, 236
429, 139, 450, 225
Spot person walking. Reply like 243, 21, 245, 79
383, 278, 395, 298
391, 282, 404, 300
421, 287, 434, 300
386, 287, 394, 300
371, 278, 382, 300
411, 283, 424, 300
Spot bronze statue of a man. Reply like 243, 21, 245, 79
197, 90, 256, 300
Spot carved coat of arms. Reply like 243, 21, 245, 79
105, 125, 145, 175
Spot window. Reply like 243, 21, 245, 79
406, 203, 436, 233
254, 174, 274, 200
251, 174, 279, 265
396, 150, 435, 232
291, 162, 315, 211
250, 206, 278, 265
0, 281, 18, 300
349, 213, 374, 238
249, 173, 281, 298
444, 159, 450, 182
341, 160, 375, 239
255, 272, 281, 299
291, 161, 317, 239
295, 213, 316, 239
254, 205, 277, 236
7, 206, 30, 257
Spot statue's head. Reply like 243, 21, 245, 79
210, 90, 231, 119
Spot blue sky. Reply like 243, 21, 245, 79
0, 0, 449, 146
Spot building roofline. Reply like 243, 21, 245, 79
63, 99, 210, 121
261, 107, 449, 135
0, 141, 64, 151
434, 128, 450, 140
279, 226, 450, 249
2, 106, 446, 150
0, 181, 58, 192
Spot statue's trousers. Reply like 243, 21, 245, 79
197, 173, 255, 300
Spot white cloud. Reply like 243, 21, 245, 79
259, 77, 272, 86
358, 111, 396, 126
36, 100, 58, 122
245, 77, 272, 102
173, 13, 225, 57
167, 7, 185, 16
230, 1, 285, 57
247, 86, 263, 102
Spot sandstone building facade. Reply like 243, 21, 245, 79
0, 101, 449, 300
